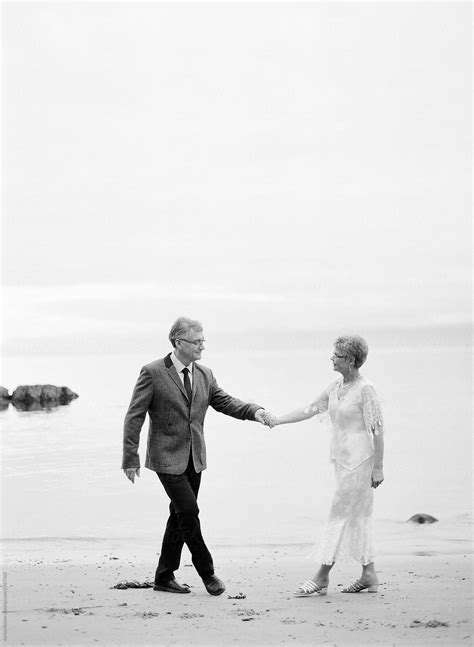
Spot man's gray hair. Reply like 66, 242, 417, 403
169, 317, 203, 348
334, 335, 369, 369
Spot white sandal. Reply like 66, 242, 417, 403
294, 579, 328, 597
342, 579, 378, 593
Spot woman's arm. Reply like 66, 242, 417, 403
269, 392, 329, 426
361, 383, 385, 488
263, 387, 330, 427
371, 431, 384, 488
274, 405, 318, 426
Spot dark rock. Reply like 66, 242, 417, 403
59, 387, 79, 404
11, 385, 78, 410
407, 513, 438, 524
0, 386, 10, 400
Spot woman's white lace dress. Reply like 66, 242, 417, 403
307, 376, 383, 565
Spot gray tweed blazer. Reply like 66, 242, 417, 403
122, 353, 262, 474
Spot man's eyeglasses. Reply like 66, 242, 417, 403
332, 353, 346, 359
177, 338, 206, 347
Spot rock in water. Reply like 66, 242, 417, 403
0, 386, 10, 400
0, 386, 10, 411
407, 513, 438, 524
11, 385, 78, 410
0, 387, 10, 410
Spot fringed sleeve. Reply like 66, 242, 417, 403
361, 384, 384, 435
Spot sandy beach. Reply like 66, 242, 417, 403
3, 522, 472, 647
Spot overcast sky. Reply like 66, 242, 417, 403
2, 2, 471, 354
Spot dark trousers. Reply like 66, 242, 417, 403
155, 454, 214, 584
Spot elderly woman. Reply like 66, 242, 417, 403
264, 335, 384, 596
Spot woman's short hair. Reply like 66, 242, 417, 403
334, 335, 369, 369
169, 317, 203, 348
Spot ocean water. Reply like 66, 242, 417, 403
1, 333, 471, 546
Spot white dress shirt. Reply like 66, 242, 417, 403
171, 352, 193, 387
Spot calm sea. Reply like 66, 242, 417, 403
1, 330, 472, 545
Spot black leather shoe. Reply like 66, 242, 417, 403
203, 574, 225, 596
153, 579, 190, 594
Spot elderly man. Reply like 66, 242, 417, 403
122, 317, 267, 596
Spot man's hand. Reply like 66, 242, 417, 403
371, 467, 384, 488
255, 409, 266, 425
123, 468, 140, 483
255, 409, 278, 428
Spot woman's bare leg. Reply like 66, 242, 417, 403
312, 563, 334, 588
360, 562, 379, 586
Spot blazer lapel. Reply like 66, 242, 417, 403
164, 353, 189, 401
191, 363, 199, 401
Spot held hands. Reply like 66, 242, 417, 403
255, 409, 278, 428
371, 467, 384, 488
123, 467, 140, 483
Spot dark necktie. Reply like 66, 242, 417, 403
182, 367, 192, 401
